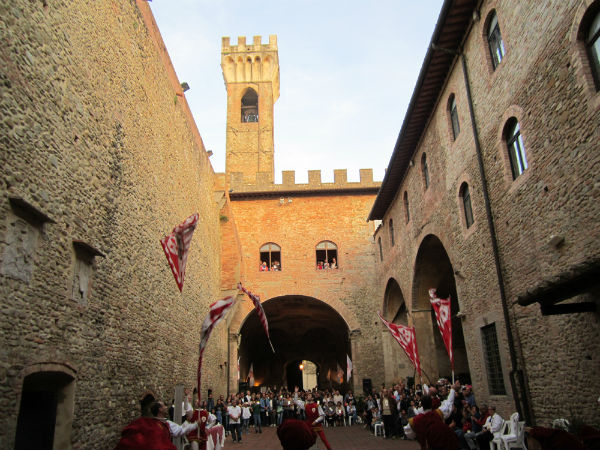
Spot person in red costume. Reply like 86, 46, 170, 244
114, 401, 198, 450
404, 380, 462, 450
277, 419, 316, 450
295, 387, 332, 450
185, 406, 210, 450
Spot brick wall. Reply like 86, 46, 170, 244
374, 0, 600, 426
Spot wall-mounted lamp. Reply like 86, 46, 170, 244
409, 160, 414, 167
207, 150, 213, 157
181, 82, 190, 92
299, 363, 304, 371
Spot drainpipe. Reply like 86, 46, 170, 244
458, 52, 533, 425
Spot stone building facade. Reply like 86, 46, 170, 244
218, 36, 384, 394
0, 1, 227, 448
2, 0, 599, 447
370, 0, 599, 428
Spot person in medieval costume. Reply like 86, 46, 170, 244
185, 406, 210, 450
114, 401, 198, 450
404, 381, 461, 450
295, 388, 332, 450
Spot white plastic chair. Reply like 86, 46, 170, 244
498, 413, 519, 450
502, 421, 528, 450
374, 422, 385, 437
491, 420, 508, 450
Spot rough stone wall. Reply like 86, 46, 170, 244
374, 0, 599, 426
0, 1, 223, 448
228, 190, 385, 393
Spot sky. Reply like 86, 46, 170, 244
149, 0, 445, 184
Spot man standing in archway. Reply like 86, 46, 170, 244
296, 388, 332, 450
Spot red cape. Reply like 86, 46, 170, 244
114, 417, 175, 450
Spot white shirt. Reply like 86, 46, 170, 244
242, 405, 251, 419
227, 405, 241, 424
403, 388, 456, 440
167, 419, 197, 438
484, 413, 504, 433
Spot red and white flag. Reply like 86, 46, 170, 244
377, 311, 422, 376
238, 283, 275, 353
346, 354, 353, 381
160, 213, 199, 292
429, 288, 454, 370
197, 295, 236, 402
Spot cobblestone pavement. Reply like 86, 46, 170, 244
225, 424, 421, 450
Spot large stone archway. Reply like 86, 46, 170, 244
412, 235, 471, 383
238, 295, 350, 390
381, 278, 411, 383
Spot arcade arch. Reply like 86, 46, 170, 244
238, 295, 351, 391
412, 234, 471, 383
381, 278, 411, 382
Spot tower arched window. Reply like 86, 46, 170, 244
504, 118, 528, 179
487, 11, 506, 69
403, 192, 410, 223
316, 241, 338, 269
259, 242, 281, 271
389, 219, 395, 247
449, 95, 460, 140
421, 153, 430, 190
579, 3, 600, 90
459, 182, 474, 229
241, 88, 258, 123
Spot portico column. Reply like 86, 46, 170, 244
411, 310, 437, 384
228, 332, 239, 396
349, 329, 361, 393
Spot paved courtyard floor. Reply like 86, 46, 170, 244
225, 424, 421, 450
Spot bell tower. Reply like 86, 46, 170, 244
221, 35, 280, 184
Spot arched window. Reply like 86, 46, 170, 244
378, 236, 383, 262
580, 3, 600, 90
259, 242, 281, 271
389, 219, 395, 247
316, 241, 338, 269
449, 95, 460, 140
421, 153, 430, 190
487, 11, 506, 69
504, 118, 528, 179
241, 88, 258, 122
403, 192, 410, 223
460, 182, 474, 229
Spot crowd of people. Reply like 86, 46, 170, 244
115, 380, 600, 450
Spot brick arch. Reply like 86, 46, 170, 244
411, 233, 458, 311
233, 292, 360, 334
382, 277, 407, 324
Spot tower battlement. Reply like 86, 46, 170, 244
228, 169, 381, 196
222, 35, 278, 53
221, 35, 280, 100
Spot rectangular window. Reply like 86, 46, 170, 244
481, 323, 506, 395
463, 188, 474, 228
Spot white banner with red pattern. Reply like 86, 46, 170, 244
429, 288, 454, 370
197, 296, 236, 402
377, 311, 422, 376
160, 213, 199, 292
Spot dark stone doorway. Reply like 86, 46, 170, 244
239, 295, 350, 390
413, 235, 471, 383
